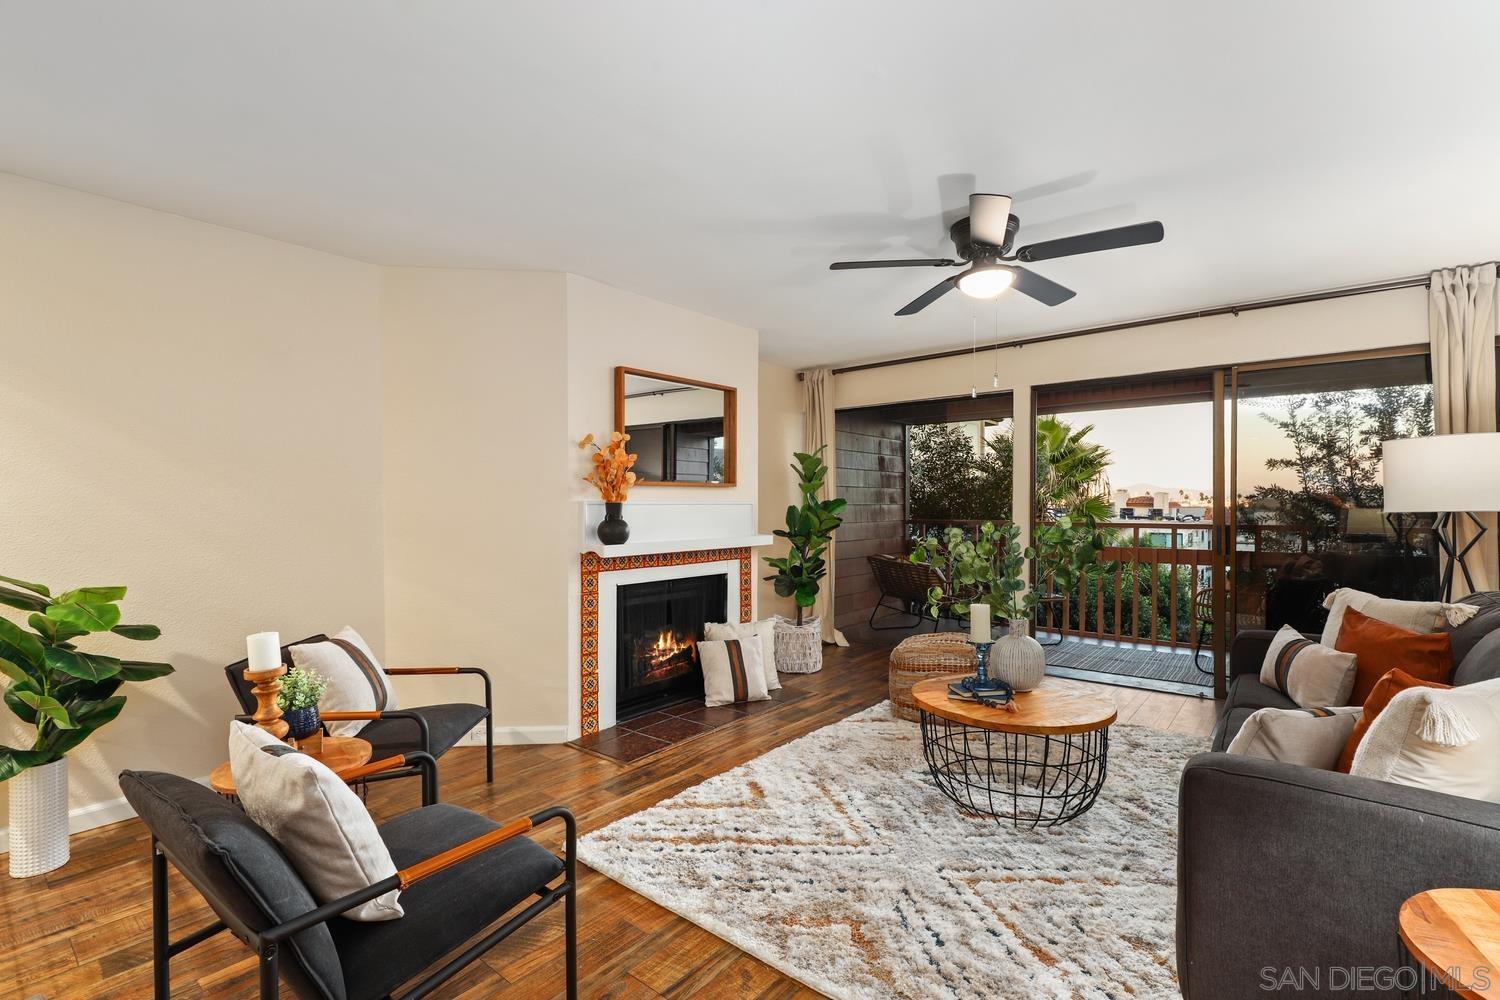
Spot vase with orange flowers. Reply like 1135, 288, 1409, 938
579, 431, 638, 545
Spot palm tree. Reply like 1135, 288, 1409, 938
1033, 417, 1114, 600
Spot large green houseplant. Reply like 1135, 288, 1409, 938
0, 574, 173, 876
763, 448, 845, 672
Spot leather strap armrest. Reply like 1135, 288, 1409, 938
339, 754, 408, 782
318, 710, 383, 721
384, 667, 461, 675
397, 816, 534, 889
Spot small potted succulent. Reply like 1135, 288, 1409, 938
277, 668, 328, 744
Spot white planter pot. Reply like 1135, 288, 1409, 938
9, 757, 69, 878
992, 618, 1046, 692
773, 615, 824, 674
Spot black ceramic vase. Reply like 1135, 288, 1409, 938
597, 502, 630, 545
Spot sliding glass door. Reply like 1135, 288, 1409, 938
1228, 349, 1439, 643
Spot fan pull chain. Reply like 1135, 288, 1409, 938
970, 314, 978, 398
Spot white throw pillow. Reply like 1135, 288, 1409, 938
699, 638, 771, 708
704, 619, 780, 691
228, 722, 403, 921
289, 626, 397, 737
1227, 706, 1362, 770
1320, 588, 1479, 647
1259, 625, 1358, 707
1349, 677, 1500, 803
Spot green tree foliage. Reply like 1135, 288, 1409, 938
906, 422, 1012, 522
1244, 385, 1433, 546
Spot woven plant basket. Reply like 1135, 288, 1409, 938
9, 757, 69, 878
889, 632, 975, 722
773, 615, 824, 674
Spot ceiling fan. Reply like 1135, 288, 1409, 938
829, 193, 1164, 316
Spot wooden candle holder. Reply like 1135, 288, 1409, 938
244, 664, 289, 740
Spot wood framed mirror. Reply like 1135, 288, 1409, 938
615, 366, 737, 486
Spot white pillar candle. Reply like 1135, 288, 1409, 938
968, 604, 991, 643
246, 631, 281, 672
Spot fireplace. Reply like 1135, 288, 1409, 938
615, 573, 728, 721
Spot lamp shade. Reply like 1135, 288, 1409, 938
1382, 433, 1500, 512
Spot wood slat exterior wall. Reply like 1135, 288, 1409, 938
833, 409, 906, 630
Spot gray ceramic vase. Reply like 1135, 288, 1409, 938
991, 618, 1046, 691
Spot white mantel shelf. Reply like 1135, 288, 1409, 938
578, 499, 774, 558
582, 534, 774, 558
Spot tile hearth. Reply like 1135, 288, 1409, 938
570, 687, 805, 764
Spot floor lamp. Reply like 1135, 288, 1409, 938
1382, 433, 1500, 603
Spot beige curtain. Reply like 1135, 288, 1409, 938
1429, 263, 1499, 593
803, 368, 849, 646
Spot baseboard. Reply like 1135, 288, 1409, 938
462, 725, 568, 746
0, 773, 211, 855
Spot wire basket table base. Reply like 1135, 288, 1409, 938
919, 711, 1109, 827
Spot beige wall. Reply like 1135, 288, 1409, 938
0, 173, 385, 834
380, 269, 574, 738
757, 361, 803, 619
0, 181, 770, 838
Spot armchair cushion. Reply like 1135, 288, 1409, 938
333, 804, 564, 1000
359, 702, 488, 758
290, 627, 399, 737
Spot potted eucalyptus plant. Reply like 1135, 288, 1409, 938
278, 668, 329, 744
763, 448, 846, 673
0, 574, 173, 877
910, 521, 1046, 690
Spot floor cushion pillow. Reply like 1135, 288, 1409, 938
699, 637, 770, 707
704, 619, 780, 690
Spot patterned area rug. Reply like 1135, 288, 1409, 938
579, 702, 1202, 999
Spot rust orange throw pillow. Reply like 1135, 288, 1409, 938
1335, 668, 1450, 773
1335, 606, 1453, 705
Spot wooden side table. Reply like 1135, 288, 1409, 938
210, 736, 373, 801
1399, 888, 1500, 999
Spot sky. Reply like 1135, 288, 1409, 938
1052, 401, 1301, 498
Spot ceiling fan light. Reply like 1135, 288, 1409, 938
956, 265, 1015, 300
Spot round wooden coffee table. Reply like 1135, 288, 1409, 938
209, 736, 372, 800
911, 675, 1117, 827
1398, 888, 1500, 999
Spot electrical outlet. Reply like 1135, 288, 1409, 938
467, 724, 486, 745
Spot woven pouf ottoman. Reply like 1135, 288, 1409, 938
889, 632, 975, 722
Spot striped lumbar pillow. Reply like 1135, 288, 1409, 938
700, 638, 771, 708
1227, 706, 1363, 769
1259, 624, 1358, 708
289, 626, 398, 737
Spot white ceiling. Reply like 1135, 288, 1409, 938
4, 2, 1500, 367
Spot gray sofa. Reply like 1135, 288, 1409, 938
1177, 592, 1500, 999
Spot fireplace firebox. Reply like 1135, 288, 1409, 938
615, 573, 729, 721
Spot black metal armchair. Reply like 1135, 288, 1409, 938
224, 634, 495, 789
121, 765, 576, 1000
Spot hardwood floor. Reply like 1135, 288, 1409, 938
2, 644, 1216, 1000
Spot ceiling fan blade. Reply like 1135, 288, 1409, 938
829, 258, 957, 270
1016, 221, 1164, 262
895, 278, 957, 316
968, 193, 1013, 246
1009, 266, 1076, 307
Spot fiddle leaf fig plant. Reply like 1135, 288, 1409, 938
763, 448, 847, 626
910, 521, 1037, 622
0, 575, 173, 781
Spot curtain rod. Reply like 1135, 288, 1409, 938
797, 269, 1444, 380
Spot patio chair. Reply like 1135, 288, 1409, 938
867, 554, 946, 631
121, 765, 577, 1000
1192, 588, 1213, 673
225, 634, 495, 795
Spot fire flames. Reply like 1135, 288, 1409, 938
638, 627, 697, 682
